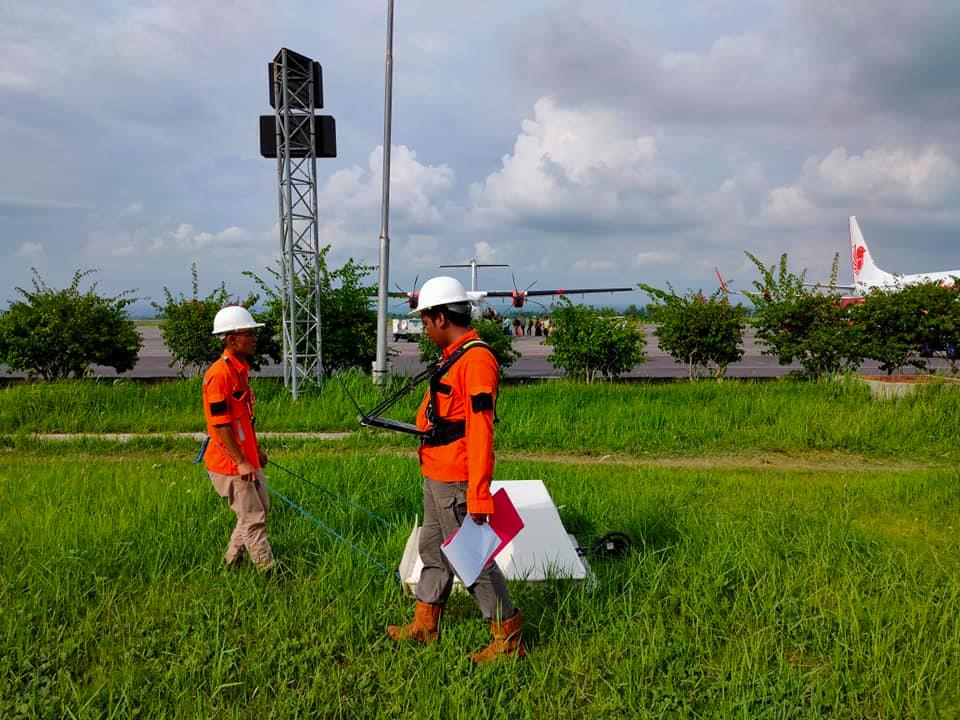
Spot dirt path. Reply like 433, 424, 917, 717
8, 433, 941, 472
380, 447, 939, 473
505, 451, 936, 473
11, 431, 352, 442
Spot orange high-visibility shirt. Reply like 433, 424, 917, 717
202, 349, 261, 476
416, 330, 499, 515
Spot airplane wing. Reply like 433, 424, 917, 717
484, 287, 633, 298
803, 282, 855, 292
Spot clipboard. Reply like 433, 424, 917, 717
440, 488, 525, 586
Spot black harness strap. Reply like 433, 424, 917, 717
423, 339, 498, 447
350, 339, 499, 443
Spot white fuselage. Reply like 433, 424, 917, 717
849, 216, 960, 295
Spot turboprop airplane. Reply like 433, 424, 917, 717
391, 259, 633, 310
849, 216, 960, 295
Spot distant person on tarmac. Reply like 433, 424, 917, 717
201, 306, 275, 572
386, 276, 525, 663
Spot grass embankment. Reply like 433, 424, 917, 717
3, 379, 959, 716
2, 447, 958, 718
3, 375, 960, 459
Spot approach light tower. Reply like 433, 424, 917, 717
259, 48, 337, 399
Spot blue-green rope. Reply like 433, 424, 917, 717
266, 483, 392, 575
268, 460, 396, 529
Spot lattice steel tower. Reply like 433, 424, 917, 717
261, 48, 336, 399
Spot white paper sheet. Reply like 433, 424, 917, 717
440, 518, 501, 586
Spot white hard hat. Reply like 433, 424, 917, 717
410, 276, 469, 316
212, 305, 265, 336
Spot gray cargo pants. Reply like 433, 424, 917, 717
416, 477, 515, 621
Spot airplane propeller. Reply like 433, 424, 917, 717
390, 274, 420, 310
509, 274, 541, 308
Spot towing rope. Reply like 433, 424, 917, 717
265, 482, 393, 575
268, 460, 396, 529
195, 439, 395, 575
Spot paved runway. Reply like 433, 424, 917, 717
3, 324, 909, 380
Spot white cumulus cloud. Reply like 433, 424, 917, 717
314, 145, 455, 258
473, 241, 499, 263
757, 146, 959, 226
14, 241, 44, 258
803, 147, 957, 206
468, 97, 691, 234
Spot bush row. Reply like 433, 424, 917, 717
4, 253, 955, 382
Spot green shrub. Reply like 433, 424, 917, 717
544, 298, 645, 382
641, 284, 747, 380
854, 281, 960, 375
245, 247, 377, 375
0, 269, 141, 380
152, 264, 279, 376
743, 252, 861, 378
417, 316, 520, 369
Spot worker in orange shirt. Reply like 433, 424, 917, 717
387, 277, 525, 663
201, 306, 274, 572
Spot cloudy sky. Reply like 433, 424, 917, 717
2, 1, 959, 314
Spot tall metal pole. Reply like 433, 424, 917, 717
373, 0, 395, 386
309, 133, 323, 393
281, 50, 299, 400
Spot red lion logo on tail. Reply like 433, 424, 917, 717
852, 245, 866, 275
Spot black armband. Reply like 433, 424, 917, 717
209, 400, 228, 416
471, 393, 494, 412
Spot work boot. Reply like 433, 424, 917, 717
386, 601, 443, 644
471, 610, 526, 664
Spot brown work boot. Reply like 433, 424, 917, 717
471, 610, 526, 664
386, 601, 443, 644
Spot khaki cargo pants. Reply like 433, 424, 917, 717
208, 469, 275, 571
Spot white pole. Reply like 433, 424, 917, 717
373, 0, 395, 386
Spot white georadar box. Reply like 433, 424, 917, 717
398, 480, 590, 596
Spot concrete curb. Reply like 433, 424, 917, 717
860, 374, 960, 399
7, 432, 353, 442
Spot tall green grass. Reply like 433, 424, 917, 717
2, 448, 958, 718
3, 376, 960, 459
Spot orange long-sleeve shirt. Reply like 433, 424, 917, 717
416, 330, 499, 515
202, 349, 261, 476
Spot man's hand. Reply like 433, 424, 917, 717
237, 459, 257, 482
213, 425, 257, 482
257, 448, 268, 468
471, 513, 488, 525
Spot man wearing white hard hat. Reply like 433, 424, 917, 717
201, 305, 275, 571
387, 277, 525, 663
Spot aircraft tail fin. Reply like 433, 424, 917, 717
849, 216, 895, 293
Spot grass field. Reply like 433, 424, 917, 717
3, 374, 960, 458
2, 380, 959, 718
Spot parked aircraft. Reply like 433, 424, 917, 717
391, 259, 633, 310
849, 216, 960, 295
723, 217, 960, 302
